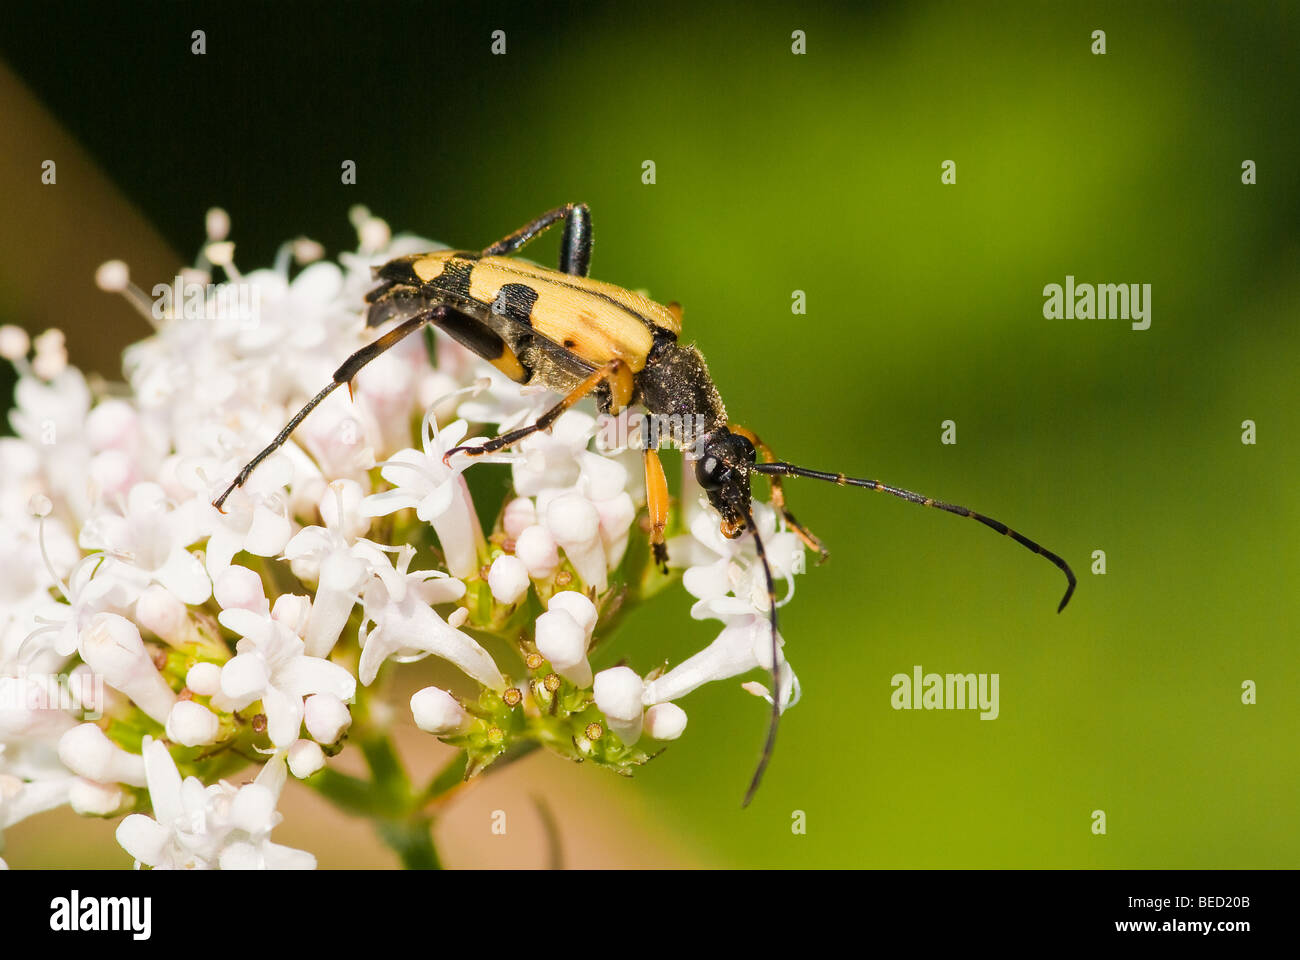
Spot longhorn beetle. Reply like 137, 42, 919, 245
213, 203, 1076, 806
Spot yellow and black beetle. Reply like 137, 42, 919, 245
214, 203, 1076, 806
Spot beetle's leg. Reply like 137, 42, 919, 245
444, 359, 632, 462
730, 424, 829, 563
432, 305, 530, 383
480, 203, 593, 277
643, 446, 670, 572
212, 311, 438, 511
369, 282, 532, 384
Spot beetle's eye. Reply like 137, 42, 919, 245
696, 454, 731, 491
735, 435, 756, 462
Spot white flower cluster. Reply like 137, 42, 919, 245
0, 208, 804, 869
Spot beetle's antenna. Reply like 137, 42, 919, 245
753, 462, 1076, 612
740, 501, 782, 808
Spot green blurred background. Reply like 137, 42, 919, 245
2, 0, 1297, 868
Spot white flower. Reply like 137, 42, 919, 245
8, 367, 94, 518
283, 479, 389, 657
361, 415, 489, 578
115, 738, 313, 870
0, 773, 73, 831
501, 497, 536, 537
218, 588, 356, 748
203, 457, 294, 578
79, 482, 211, 606
456, 366, 550, 430
19, 546, 135, 662
0, 209, 819, 867
642, 614, 800, 713
669, 499, 802, 621
509, 410, 597, 496
357, 546, 504, 690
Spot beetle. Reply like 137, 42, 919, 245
213, 203, 1076, 805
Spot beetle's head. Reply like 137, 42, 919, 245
694, 427, 757, 538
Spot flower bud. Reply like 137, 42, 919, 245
410, 686, 470, 735
213, 565, 268, 614
304, 693, 351, 744
205, 207, 231, 242
271, 593, 311, 635
135, 585, 189, 644
94, 260, 130, 294
57, 723, 147, 786
0, 324, 30, 360
594, 666, 644, 744
287, 739, 326, 778
165, 700, 220, 746
644, 702, 688, 740
488, 554, 530, 605
79, 613, 176, 724
534, 609, 592, 687
546, 494, 607, 591
546, 590, 597, 641
515, 524, 559, 578
185, 662, 223, 697
502, 497, 536, 537
69, 778, 125, 816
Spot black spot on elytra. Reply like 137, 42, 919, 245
490, 282, 539, 326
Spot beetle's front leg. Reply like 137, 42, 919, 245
444, 359, 633, 462
731, 424, 830, 563
643, 446, 670, 572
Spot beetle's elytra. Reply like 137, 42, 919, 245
214, 203, 1075, 805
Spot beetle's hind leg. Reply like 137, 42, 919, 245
444, 359, 633, 462
212, 310, 439, 511
481, 203, 593, 277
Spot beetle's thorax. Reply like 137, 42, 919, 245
637, 338, 728, 433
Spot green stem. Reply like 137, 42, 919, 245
376, 815, 441, 870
